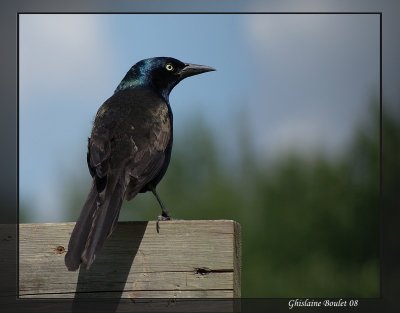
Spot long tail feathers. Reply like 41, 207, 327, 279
65, 175, 126, 271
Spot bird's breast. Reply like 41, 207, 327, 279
147, 102, 171, 151
150, 102, 170, 129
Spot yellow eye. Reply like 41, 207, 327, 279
165, 63, 174, 71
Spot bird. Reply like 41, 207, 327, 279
64, 57, 215, 271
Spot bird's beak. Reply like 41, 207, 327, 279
179, 63, 216, 80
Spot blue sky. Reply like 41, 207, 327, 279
19, 14, 379, 221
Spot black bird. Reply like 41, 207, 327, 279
65, 57, 215, 271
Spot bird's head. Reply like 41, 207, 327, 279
115, 57, 215, 100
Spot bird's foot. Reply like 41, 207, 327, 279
156, 212, 171, 233
157, 214, 171, 221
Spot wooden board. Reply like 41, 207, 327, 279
19, 220, 241, 299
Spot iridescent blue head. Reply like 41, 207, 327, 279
115, 57, 215, 101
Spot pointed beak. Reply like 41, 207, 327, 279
179, 63, 216, 80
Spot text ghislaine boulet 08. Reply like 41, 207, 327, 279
288, 298, 358, 310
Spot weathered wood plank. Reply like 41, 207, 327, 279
19, 220, 241, 299
20, 290, 234, 299
233, 220, 242, 298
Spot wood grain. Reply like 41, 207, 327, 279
19, 220, 241, 299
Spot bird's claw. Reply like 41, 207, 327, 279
156, 213, 171, 233
158, 213, 171, 220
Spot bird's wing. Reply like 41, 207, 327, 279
125, 150, 165, 197
124, 117, 171, 200
72, 90, 171, 269
108, 88, 172, 199
87, 127, 113, 193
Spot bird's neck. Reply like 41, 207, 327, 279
114, 67, 149, 93
115, 78, 172, 104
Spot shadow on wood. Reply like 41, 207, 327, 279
72, 222, 147, 312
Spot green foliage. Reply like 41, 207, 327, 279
60, 99, 392, 297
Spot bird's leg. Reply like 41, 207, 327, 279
151, 187, 171, 233
150, 186, 171, 232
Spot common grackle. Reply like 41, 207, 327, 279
65, 57, 215, 271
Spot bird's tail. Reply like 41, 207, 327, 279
65, 174, 126, 271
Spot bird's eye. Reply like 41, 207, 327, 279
165, 63, 174, 71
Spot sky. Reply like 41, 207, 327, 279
19, 14, 380, 221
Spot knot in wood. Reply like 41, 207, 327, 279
54, 245, 65, 254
